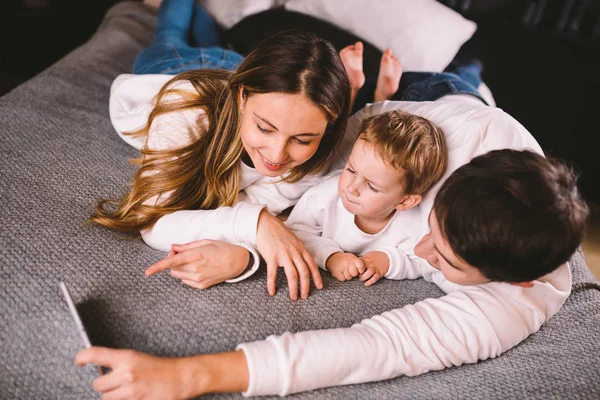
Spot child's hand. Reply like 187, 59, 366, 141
326, 252, 365, 281
359, 251, 390, 286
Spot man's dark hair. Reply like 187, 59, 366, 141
433, 149, 589, 282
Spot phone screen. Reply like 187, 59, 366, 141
60, 281, 93, 348
59, 281, 104, 375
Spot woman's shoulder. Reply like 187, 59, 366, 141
110, 73, 199, 122
111, 73, 196, 94
109, 73, 208, 151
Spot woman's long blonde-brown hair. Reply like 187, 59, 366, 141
92, 31, 351, 233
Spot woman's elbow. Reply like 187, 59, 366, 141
140, 227, 171, 252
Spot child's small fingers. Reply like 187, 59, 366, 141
355, 259, 366, 274
364, 273, 381, 287
359, 268, 375, 282
343, 269, 353, 281
333, 271, 346, 282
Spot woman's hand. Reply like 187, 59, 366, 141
145, 239, 250, 289
75, 347, 249, 399
256, 210, 323, 300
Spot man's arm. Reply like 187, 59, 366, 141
238, 263, 571, 396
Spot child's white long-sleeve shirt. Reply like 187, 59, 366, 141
285, 172, 427, 279
237, 99, 572, 396
109, 74, 323, 281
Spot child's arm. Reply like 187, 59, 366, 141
359, 236, 428, 286
238, 263, 571, 396
285, 178, 344, 270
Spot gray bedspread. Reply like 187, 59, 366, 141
1, 2, 599, 399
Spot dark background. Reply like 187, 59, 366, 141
1, 0, 598, 202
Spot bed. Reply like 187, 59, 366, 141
1, 2, 599, 398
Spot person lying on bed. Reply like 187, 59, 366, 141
76, 147, 588, 399
285, 110, 447, 285
96, 0, 492, 301
93, 0, 353, 301
79, 2, 589, 395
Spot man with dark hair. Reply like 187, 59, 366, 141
417, 149, 589, 285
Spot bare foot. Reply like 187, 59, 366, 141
339, 41, 366, 99
374, 49, 402, 103
143, 0, 163, 8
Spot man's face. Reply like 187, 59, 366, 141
414, 210, 491, 286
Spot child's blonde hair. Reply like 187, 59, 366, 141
358, 110, 447, 195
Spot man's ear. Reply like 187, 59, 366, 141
239, 85, 246, 111
509, 281, 535, 288
395, 194, 422, 211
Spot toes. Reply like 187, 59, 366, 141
340, 45, 354, 54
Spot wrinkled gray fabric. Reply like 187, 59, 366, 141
1, 2, 599, 399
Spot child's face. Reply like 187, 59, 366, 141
338, 138, 408, 220
414, 210, 490, 286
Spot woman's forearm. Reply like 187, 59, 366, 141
142, 203, 265, 252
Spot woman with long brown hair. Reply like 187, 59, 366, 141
92, 0, 351, 300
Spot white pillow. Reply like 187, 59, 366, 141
284, 0, 477, 72
199, 0, 283, 29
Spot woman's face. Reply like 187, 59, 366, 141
239, 91, 329, 177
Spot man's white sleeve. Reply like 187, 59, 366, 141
328, 106, 374, 172
238, 264, 571, 396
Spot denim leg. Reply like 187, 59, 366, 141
153, 0, 194, 44
133, 0, 244, 75
393, 71, 488, 105
133, 0, 196, 74
352, 73, 448, 113
446, 62, 483, 89
352, 67, 487, 113
191, 2, 222, 47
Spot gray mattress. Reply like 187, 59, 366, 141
1, 2, 599, 399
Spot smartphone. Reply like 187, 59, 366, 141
59, 281, 104, 375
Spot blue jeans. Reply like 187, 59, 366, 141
133, 0, 244, 74
353, 62, 488, 114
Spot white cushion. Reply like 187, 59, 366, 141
199, 0, 283, 29
284, 0, 477, 72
